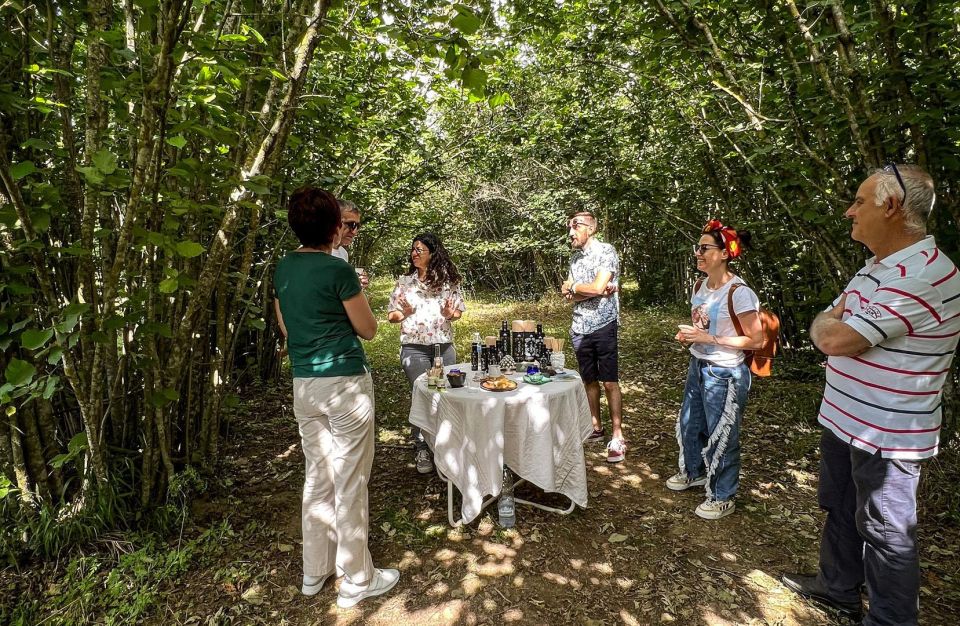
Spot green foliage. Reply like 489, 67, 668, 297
0, 485, 124, 564
5, 521, 231, 626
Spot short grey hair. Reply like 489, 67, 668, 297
872, 165, 935, 236
337, 199, 359, 215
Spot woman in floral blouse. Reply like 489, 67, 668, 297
388, 233, 466, 474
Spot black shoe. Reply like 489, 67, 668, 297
781, 573, 863, 620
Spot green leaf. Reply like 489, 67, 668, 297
489, 92, 512, 107
166, 135, 188, 149
42, 375, 60, 400
76, 166, 104, 185
46, 347, 64, 365
158, 277, 179, 293
11, 161, 37, 181
5, 358, 36, 386
0, 474, 15, 499
67, 432, 87, 455
174, 241, 205, 258
450, 6, 483, 35
20, 328, 54, 350
64, 302, 91, 317
92, 149, 118, 175
242, 179, 270, 194
461, 67, 488, 93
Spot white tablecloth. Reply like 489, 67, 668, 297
408, 364, 593, 523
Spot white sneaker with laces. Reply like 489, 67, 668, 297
415, 449, 434, 474
606, 438, 626, 463
666, 471, 708, 491
337, 568, 401, 609
301, 571, 334, 596
695, 499, 735, 520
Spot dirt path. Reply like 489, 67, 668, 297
153, 305, 960, 626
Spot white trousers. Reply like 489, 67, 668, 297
293, 373, 375, 584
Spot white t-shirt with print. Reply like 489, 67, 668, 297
688, 276, 759, 367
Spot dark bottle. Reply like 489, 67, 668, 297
471, 332, 481, 371
500, 321, 510, 356
535, 323, 545, 361
512, 331, 523, 362
480, 345, 489, 372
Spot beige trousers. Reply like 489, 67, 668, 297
293, 373, 375, 584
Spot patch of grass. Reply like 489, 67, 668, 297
5, 521, 231, 626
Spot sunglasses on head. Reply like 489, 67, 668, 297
883, 163, 907, 204
343, 221, 360, 232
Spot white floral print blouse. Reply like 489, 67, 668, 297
388, 273, 466, 345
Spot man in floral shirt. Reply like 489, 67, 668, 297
561, 210, 624, 463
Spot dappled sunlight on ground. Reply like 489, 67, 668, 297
154, 291, 959, 625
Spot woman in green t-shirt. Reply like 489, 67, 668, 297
273, 186, 399, 608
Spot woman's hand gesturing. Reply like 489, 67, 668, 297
398, 294, 416, 318
441, 297, 458, 320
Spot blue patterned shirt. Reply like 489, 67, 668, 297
569, 239, 620, 335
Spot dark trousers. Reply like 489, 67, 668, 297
817, 428, 921, 626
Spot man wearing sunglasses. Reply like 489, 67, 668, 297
332, 199, 368, 289
561, 210, 625, 463
782, 165, 959, 626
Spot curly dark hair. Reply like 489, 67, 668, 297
407, 232, 462, 293
287, 186, 341, 248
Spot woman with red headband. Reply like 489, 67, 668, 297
667, 220, 766, 520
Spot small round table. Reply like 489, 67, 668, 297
408, 364, 594, 526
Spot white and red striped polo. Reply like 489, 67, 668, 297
819, 236, 960, 460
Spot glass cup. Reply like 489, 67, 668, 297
467, 372, 480, 393
356, 267, 369, 288
550, 352, 565, 372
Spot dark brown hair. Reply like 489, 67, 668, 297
287, 186, 341, 248
408, 232, 462, 292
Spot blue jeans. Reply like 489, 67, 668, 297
817, 428, 921, 626
676, 357, 751, 501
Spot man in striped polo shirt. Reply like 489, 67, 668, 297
782, 165, 959, 625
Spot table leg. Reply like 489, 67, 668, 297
511, 478, 577, 515
436, 465, 498, 527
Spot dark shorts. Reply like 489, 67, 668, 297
571, 320, 619, 384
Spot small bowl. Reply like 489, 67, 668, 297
446, 371, 466, 388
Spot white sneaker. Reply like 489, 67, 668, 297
301, 571, 334, 596
695, 499, 735, 520
337, 568, 400, 609
666, 471, 708, 491
415, 449, 434, 474
606, 438, 626, 463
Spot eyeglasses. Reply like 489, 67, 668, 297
568, 221, 590, 230
693, 244, 722, 255
883, 163, 907, 204
343, 221, 360, 232
411, 246, 426, 255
